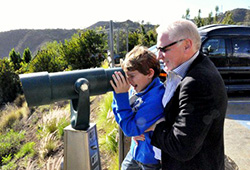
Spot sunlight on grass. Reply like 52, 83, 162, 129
96, 92, 119, 170
0, 103, 30, 131
39, 132, 60, 160
101, 59, 109, 69
0, 130, 25, 163
38, 108, 70, 139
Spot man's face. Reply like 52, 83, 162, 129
157, 33, 185, 72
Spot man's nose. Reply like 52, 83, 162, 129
157, 51, 164, 60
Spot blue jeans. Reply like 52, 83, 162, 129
121, 151, 161, 170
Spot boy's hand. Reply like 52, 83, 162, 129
132, 134, 145, 145
110, 71, 130, 93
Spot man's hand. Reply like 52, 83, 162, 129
110, 71, 130, 93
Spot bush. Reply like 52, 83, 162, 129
28, 41, 66, 73
61, 29, 107, 70
0, 58, 22, 105
0, 130, 25, 165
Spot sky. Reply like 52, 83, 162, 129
0, 0, 249, 32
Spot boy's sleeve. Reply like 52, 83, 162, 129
112, 90, 164, 137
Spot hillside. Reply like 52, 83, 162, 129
0, 29, 78, 59
0, 20, 155, 59
0, 8, 249, 59
220, 8, 250, 25
87, 19, 156, 31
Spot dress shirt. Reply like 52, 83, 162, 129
162, 51, 199, 106
154, 51, 199, 160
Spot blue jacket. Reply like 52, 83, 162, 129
112, 77, 165, 164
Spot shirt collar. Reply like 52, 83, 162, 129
170, 51, 199, 78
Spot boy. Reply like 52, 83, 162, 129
110, 45, 164, 170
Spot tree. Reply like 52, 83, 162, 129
194, 9, 205, 27
61, 29, 107, 70
214, 6, 219, 23
23, 48, 32, 63
128, 31, 140, 51
0, 58, 22, 104
182, 8, 191, 20
221, 12, 236, 25
137, 23, 157, 47
204, 12, 214, 25
28, 41, 66, 73
9, 48, 22, 71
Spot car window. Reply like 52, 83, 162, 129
202, 38, 226, 57
232, 38, 250, 57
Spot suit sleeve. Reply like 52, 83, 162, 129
151, 76, 218, 161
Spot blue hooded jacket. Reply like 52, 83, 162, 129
112, 77, 165, 164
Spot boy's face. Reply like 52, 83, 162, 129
125, 69, 153, 93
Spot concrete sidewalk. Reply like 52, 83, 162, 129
224, 97, 250, 170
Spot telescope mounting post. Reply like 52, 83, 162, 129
64, 78, 101, 170
70, 78, 90, 130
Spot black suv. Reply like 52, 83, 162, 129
150, 24, 250, 93
199, 24, 250, 93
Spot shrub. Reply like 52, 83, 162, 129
0, 58, 22, 105
0, 130, 25, 165
61, 29, 107, 70
15, 142, 36, 159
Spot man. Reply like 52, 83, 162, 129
150, 19, 228, 170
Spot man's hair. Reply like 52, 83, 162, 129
122, 45, 160, 79
156, 19, 201, 51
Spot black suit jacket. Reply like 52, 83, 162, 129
151, 53, 228, 170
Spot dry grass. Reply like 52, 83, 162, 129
0, 102, 30, 132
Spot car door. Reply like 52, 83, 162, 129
201, 37, 230, 85
228, 37, 250, 87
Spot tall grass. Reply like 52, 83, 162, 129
37, 107, 70, 139
0, 103, 30, 131
96, 92, 119, 169
0, 99, 70, 169
37, 107, 70, 160
0, 89, 120, 169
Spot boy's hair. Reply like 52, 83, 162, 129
122, 45, 160, 79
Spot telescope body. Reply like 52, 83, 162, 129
19, 67, 123, 107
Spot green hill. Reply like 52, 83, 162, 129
0, 29, 77, 59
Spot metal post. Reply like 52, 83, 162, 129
64, 79, 101, 170
109, 20, 115, 68
126, 27, 129, 52
117, 28, 120, 54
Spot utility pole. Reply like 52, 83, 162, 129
109, 20, 115, 68
126, 27, 129, 52
117, 28, 120, 54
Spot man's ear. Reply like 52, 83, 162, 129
148, 68, 155, 79
184, 39, 192, 51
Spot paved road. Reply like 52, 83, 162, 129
225, 97, 250, 170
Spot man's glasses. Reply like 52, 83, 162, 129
157, 39, 185, 53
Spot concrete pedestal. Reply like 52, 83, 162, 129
64, 123, 101, 170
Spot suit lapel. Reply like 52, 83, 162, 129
163, 53, 206, 124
